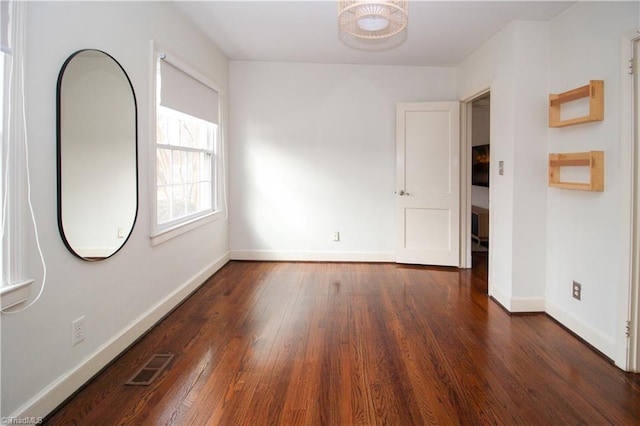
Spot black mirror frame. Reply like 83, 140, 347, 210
56, 49, 139, 261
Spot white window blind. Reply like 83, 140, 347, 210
159, 59, 219, 125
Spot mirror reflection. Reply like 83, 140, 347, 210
57, 49, 138, 261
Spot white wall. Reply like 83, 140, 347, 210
458, 20, 549, 311
1, 1, 229, 418
510, 22, 549, 306
229, 61, 457, 261
546, 1, 638, 366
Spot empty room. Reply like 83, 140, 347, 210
1, 0, 640, 424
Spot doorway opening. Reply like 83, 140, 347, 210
461, 90, 490, 293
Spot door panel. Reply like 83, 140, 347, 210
405, 208, 451, 250
405, 110, 452, 194
396, 102, 460, 266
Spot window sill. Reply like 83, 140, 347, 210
1, 279, 34, 310
151, 210, 223, 246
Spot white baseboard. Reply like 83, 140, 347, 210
614, 339, 630, 371
510, 297, 545, 312
230, 250, 396, 263
14, 252, 230, 421
489, 285, 511, 310
546, 300, 616, 362
489, 286, 545, 313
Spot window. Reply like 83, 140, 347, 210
152, 48, 222, 244
156, 107, 216, 224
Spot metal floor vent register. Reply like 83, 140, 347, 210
125, 354, 175, 386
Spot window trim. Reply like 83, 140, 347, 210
149, 43, 223, 245
151, 210, 223, 246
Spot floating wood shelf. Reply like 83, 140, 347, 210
549, 80, 604, 128
548, 151, 604, 191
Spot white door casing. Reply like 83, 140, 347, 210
396, 102, 460, 266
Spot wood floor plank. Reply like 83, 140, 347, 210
45, 257, 640, 425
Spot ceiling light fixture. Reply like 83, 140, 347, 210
338, 0, 408, 41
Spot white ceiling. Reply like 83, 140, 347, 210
176, 1, 575, 67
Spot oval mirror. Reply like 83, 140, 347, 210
57, 49, 138, 261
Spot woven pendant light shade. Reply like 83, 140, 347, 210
338, 0, 408, 40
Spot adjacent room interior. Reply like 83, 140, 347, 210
470, 93, 490, 269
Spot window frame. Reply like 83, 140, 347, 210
150, 44, 223, 246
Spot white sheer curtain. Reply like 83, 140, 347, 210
2, 0, 27, 290
1, 0, 45, 313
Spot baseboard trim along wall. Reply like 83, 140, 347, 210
230, 250, 396, 263
488, 286, 511, 311
489, 286, 545, 313
14, 252, 231, 420
510, 297, 546, 313
546, 301, 617, 365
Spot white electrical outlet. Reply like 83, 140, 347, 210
117, 228, 125, 238
333, 231, 340, 242
72, 316, 86, 346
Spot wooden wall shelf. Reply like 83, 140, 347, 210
548, 151, 604, 191
549, 80, 604, 128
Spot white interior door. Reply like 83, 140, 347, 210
396, 102, 460, 266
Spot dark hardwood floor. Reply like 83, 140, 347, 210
46, 256, 640, 425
